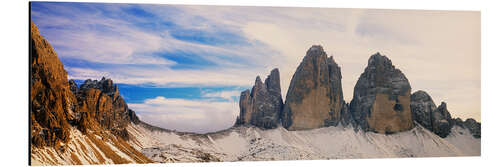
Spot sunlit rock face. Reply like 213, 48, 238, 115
31, 21, 78, 147
281, 45, 346, 130
75, 77, 136, 139
236, 68, 284, 129
350, 53, 414, 134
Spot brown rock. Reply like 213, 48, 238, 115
76, 77, 136, 139
30, 21, 79, 147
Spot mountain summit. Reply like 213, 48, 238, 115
350, 53, 414, 134
281, 45, 347, 130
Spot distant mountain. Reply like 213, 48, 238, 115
30, 20, 480, 165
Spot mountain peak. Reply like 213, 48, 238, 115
282, 45, 345, 130
237, 68, 283, 129
350, 53, 413, 134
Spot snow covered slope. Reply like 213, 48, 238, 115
31, 127, 152, 165
126, 123, 480, 163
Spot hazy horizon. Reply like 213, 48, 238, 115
31, 2, 480, 133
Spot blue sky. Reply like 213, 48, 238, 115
31, 2, 480, 133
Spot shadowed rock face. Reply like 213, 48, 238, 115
281, 45, 345, 130
410, 90, 481, 138
410, 90, 437, 131
236, 68, 283, 129
350, 53, 414, 134
432, 102, 453, 137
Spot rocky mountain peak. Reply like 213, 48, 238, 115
281, 45, 346, 130
236, 68, 283, 129
265, 68, 281, 95
80, 77, 119, 97
350, 52, 414, 134
410, 90, 435, 104
74, 77, 137, 139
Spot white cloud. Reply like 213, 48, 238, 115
129, 96, 239, 133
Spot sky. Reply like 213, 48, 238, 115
31, 2, 480, 133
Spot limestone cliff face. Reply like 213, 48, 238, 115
30, 21, 79, 147
236, 68, 283, 129
281, 45, 345, 130
350, 53, 414, 134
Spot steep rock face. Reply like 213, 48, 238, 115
432, 102, 453, 137
350, 53, 414, 134
30, 21, 79, 147
74, 77, 135, 139
236, 68, 283, 129
410, 90, 437, 131
281, 45, 345, 130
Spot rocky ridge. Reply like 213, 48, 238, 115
71, 77, 136, 140
410, 90, 481, 138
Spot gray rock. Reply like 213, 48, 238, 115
433, 102, 452, 137
281, 45, 346, 130
350, 53, 414, 134
236, 68, 283, 129
463, 118, 481, 138
410, 90, 475, 138
410, 90, 437, 131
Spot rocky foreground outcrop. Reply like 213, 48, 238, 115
31, 21, 79, 147
410, 90, 481, 138
235, 68, 284, 129
31, 21, 151, 165
350, 53, 414, 134
281, 45, 347, 130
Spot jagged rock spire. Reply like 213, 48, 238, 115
236, 68, 283, 129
